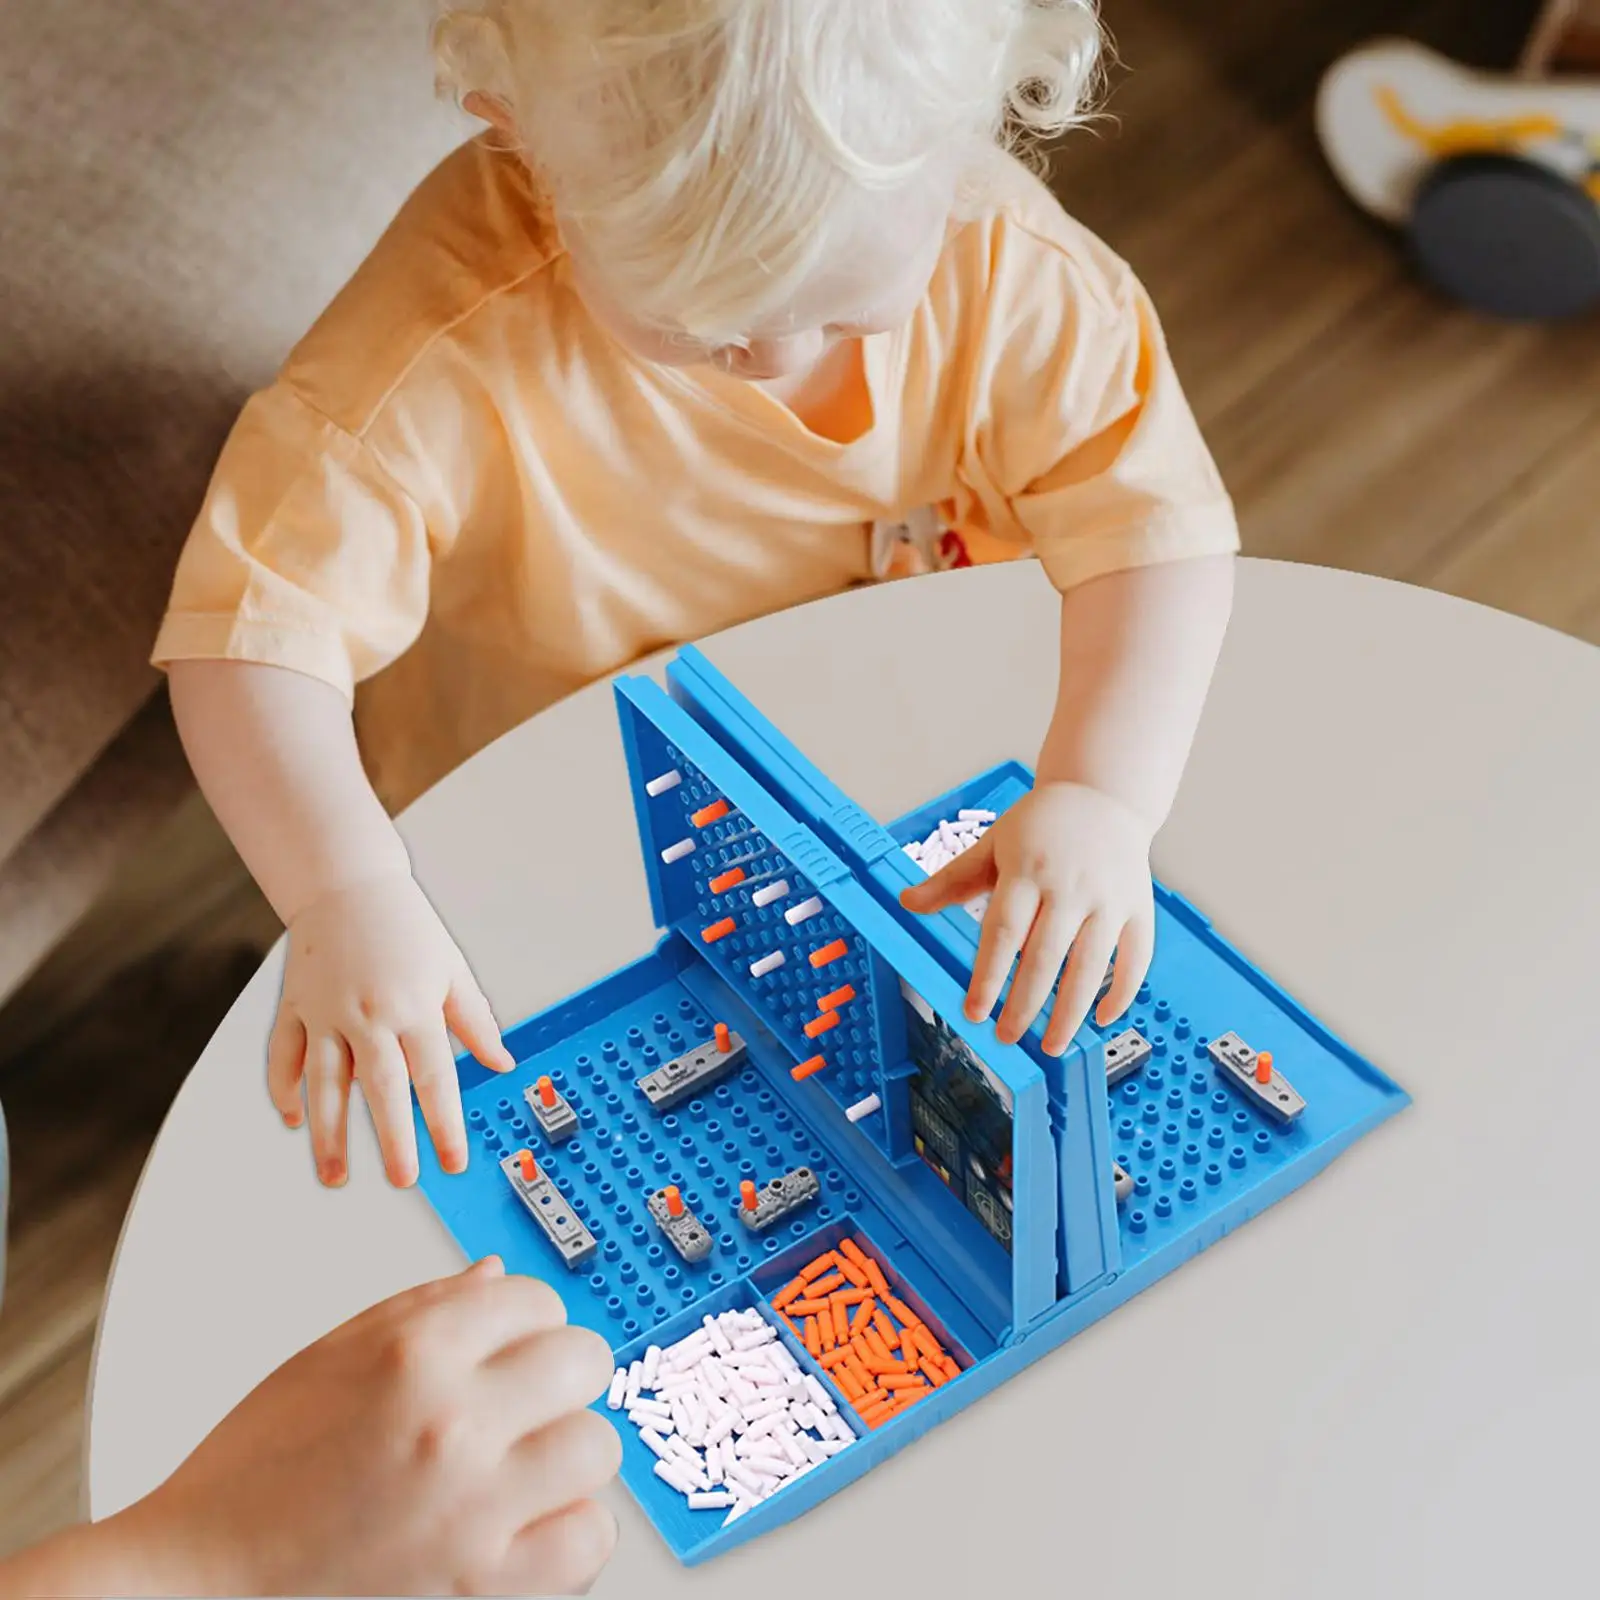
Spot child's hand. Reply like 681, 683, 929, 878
268, 871, 516, 1187
129, 1256, 620, 1597
900, 783, 1155, 1055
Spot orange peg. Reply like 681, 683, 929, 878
831, 1297, 849, 1346
858, 1386, 889, 1409
818, 1347, 849, 1371
844, 1353, 872, 1392
839, 1238, 873, 1271
884, 1294, 919, 1328
881, 1374, 925, 1391
515, 1149, 536, 1182
789, 1298, 829, 1316
691, 799, 731, 828
941, 1357, 961, 1381
863, 1329, 895, 1365
740, 1179, 759, 1212
892, 1385, 929, 1410
865, 1260, 890, 1299
872, 1310, 900, 1350
804, 1317, 821, 1357
791, 1055, 827, 1082
920, 1356, 949, 1388
1256, 1049, 1275, 1086
536, 1075, 557, 1108
818, 1315, 837, 1353
809, 939, 849, 969
818, 984, 856, 1012
807, 1272, 844, 1297
709, 867, 746, 894
837, 1368, 865, 1401
830, 1287, 871, 1305
861, 1400, 894, 1426
702, 917, 736, 944
800, 1252, 841, 1281
714, 1021, 732, 1053
849, 1297, 878, 1335
664, 1185, 685, 1218
804, 1011, 840, 1039
773, 1277, 805, 1309
912, 1325, 944, 1362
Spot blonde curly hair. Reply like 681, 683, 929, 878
433, 1, 1103, 341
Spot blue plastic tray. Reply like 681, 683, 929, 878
415, 650, 1408, 1565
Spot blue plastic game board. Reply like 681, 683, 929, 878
415, 646, 1407, 1565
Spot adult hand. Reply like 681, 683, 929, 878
126, 1257, 620, 1596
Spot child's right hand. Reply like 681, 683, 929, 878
126, 1256, 621, 1597
268, 870, 516, 1187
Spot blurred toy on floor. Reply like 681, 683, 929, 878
1317, 13, 1600, 320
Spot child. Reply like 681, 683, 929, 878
157, 0, 1237, 1190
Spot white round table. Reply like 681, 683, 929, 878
89, 561, 1600, 1597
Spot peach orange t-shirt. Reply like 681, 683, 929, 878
153, 139, 1238, 812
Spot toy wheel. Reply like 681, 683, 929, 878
1408, 152, 1600, 321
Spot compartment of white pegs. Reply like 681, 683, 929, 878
606, 1293, 858, 1531
901, 809, 996, 920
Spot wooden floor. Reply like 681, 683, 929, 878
3, 0, 1596, 1560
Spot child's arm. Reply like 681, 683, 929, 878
168, 659, 514, 1186
900, 193, 1240, 1055
903, 554, 1234, 1051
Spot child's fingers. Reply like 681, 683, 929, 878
402, 1023, 469, 1176
353, 1030, 422, 1188
900, 834, 995, 915
1096, 907, 1155, 1027
1043, 913, 1119, 1056
996, 898, 1086, 1045
965, 874, 1040, 1023
445, 974, 516, 1073
306, 1033, 354, 1186
267, 1008, 308, 1127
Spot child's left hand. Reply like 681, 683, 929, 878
900, 783, 1155, 1055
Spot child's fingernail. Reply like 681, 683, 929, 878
320, 1161, 345, 1185
443, 1147, 468, 1175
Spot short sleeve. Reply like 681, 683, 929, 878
958, 206, 1240, 593
151, 382, 432, 700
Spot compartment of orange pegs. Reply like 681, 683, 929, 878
753, 1222, 979, 1434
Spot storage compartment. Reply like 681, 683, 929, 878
751, 1220, 981, 1433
